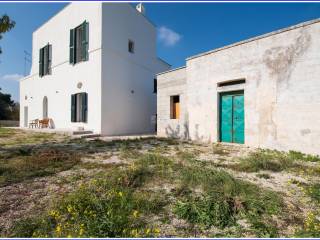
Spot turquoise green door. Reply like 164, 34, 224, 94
220, 95, 233, 142
220, 91, 244, 144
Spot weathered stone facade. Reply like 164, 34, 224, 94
157, 19, 320, 155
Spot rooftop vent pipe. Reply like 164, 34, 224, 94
136, 3, 146, 15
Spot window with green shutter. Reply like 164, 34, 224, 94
39, 43, 52, 77
39, 48, 44, 77
71, 92, 88, 123
69, 29, 75, 64
70, 21, 89, 65
71, 94, 76, 122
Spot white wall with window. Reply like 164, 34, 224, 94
20, 3, 102, 132
20, 3, 170, 135
101, 3, 170, 135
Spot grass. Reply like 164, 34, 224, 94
0, 146, 80, 186
0, 128, 59, 147
175, 165, 283, 236
10, 170, 166, 237
295, 183, 320, 237
10, 148, 284, 237
305, 183, 320, 203
295, 211, 320, 237
0, 128, 17, 138
232, 149, 296, 172
288, 151, 320, 162
2, 129, 320, 237
232, 149, 320, 173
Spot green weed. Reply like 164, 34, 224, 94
306, 183, 320, 203
11, 174, 164, 237
233, 149, 297, 172
288, 151, 320, 162
295, 211, 320, 237
175, 165, 282, 234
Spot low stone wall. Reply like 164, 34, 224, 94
0, 120, 19, 127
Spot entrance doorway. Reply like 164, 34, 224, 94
219, 91, 244, 144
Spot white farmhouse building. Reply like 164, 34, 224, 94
20, 3, 170, 135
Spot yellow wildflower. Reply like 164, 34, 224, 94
131, 229, 139, 237
133, 210, 139, 218
67, 205, 73, 213
55, 224, 62, 234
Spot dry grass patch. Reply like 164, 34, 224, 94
0, 147, 80, 186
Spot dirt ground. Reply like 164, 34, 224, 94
0, 128, 319, 237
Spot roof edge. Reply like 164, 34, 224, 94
157, 57, 171, 67
187, 18, 320, 61
33, 3, 71, 34
157, 66, 186, 76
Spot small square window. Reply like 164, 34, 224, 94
170, 95, 180, 119
128, 40, 134, 53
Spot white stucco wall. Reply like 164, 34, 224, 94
158, 19, 320, 155
20, 3, 102, 133
101, 3, 170, 136
20, 3, 170, 135
157, 67, 188, 139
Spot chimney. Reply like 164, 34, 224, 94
136, 3, 146, 15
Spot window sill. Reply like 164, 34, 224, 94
71, 59, 88, 66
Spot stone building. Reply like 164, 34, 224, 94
157, 18, 320, 155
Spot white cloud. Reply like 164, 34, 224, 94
158, 26, 182, 47
2, 73, 24, 81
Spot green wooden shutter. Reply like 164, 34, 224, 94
82, 21, 89, 61
81, 92, 88, 122
69, 29, 75, 64
39, 48, 43, 77
48, 44, 52, 74
43, 45, 48, 75
71, 94, 76, 122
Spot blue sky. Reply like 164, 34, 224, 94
1, 2, 320, 101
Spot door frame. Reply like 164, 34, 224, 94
218, 90, 244, 143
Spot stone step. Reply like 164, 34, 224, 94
80, 133, 101, 139
72, 130, 93, 135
